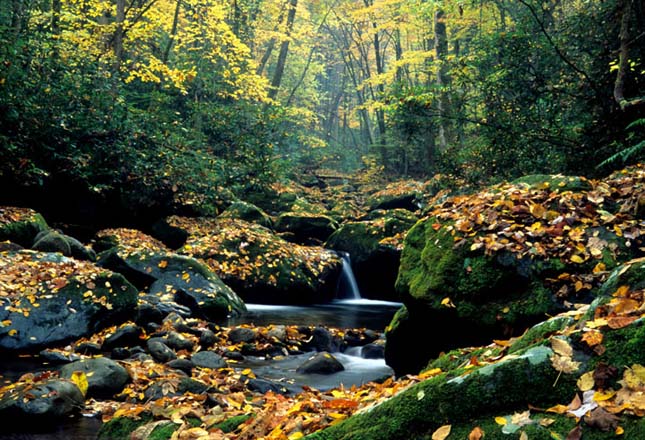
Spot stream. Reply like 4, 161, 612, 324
0, 256, 402, 439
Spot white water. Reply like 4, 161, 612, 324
336, 252, 361, 300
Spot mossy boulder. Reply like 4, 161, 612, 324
165, 217, 342, 304
275, 212, 338, 244
365, 180, 426, 212
32, 230, 96, 261
388, 170, 642, 375
513, 174, 593, 192
0, 250, 138, 351
219, 201, 273, 229
325, 209, 417, 300
0, 207, 49, 247
96, 230, 246, 319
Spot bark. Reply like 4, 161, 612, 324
434, 8, 449, 151
256, 1, 288, 75
614, 0, 645, 110
161, 0, 181, 64
268, 0, 297, 99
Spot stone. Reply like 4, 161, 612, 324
228, 327, 257, 344
199, 329, 218, 348
166, 359, 194, 375
0, 379, 84, 420
60, 357, 130, 398
361, 343, 385, 359
0, 207, 49, 247
102, 324, 143, 350
191, 351, 227, 369
296, 352, 344, 375
246, 378, 290, 395
147, 340, 177, 363
218, 201, 273, 229
166, 331, 195, 351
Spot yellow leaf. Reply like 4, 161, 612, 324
592, 262, 606, 273
593, 390, 616, 401
158, 260, 168, 268
8, 329, 17, 336
431, 424, 451, 440
70, 371, 88, 397
419, 368, 442, 379
545, 404, 569, 414
440, 297, 455, 308
502, 306, 510, 313
495, 416, 508, 425
550, 337, 573, 357
570, 255, 584, 264
585, 318, 608, 329
577, 371, 595, 391
519, 432, 528, 440
288, 432, 305, 440
616, 426, 624, 435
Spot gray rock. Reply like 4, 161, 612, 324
228, 327, 257, 344
102, 324, 143, 350
191, 351, 227, 369
361, 343, 385, 359
166, 331, 195, 351
296, 352, 344, 375
199, 329, 217, 348
60, 357, 130, 398
147, 340, 177, 363
0, 379, 84, 420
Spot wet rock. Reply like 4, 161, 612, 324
267, 325, 287, 342
102, 324, 143, 350
247, 378, 290, 395
223, 351, 244, 361
74, 342, 102, 356
144, 377, 212, 400
147, 340, 177, 363
0, 251, 138, 352
361, 343, 385, 359
274, 212, 338, 243
0, 379, 84, 420
32, 230, 96, 262
191, 351, 226, 369
228, 327, 257, 344
39, 349, 81, 365
296, 352, 344, 375
111, 347, 131, 360
219, 201, 273, 229
308, 327, 335, 352
60, 357, 130, 398
365, 180, 426, 212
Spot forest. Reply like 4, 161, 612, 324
1, 0, 645, 439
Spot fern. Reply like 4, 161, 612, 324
598, 117, 645, 168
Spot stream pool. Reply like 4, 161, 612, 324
0, 299, 402, 439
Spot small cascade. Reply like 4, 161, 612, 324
336, 252, 361, 300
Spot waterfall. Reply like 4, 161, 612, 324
336, 252, 361, 300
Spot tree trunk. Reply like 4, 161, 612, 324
614, 0, 645, 110
51, 0, 61, 35
434, 8, 450, 152
161, 0, 181, 63
268, 0, 297, 100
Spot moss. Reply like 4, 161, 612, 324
512, 174, 592, 192
307, 346, 576, 440
509, 316, 573, 354
0, 213, 49, 247
97, 414, 153, 440
148, 422, 179, 440
593, 320, 645, 368
212, 413, 253, 433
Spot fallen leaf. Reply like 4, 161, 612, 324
468, 426, 484, 440
565, 425, 582, 440
431, 424, 451, 440
577, 372, 595, 392
70, 371, 88, 397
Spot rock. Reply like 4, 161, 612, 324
296, 352, 344, 375
365, 180, 426, 211
39, 349, 81, 365
97, 240, 246, 319
386, 172, 640, 375
191, 351, 227, 369
199, 329, 218, 348
267, 325, 287, 342
274, 212, 338, 243
167, 217, 342, 304
0, 251, 138, 352
60, 357, 130, 398
165, 331, 195, 351
307, 327, 335, 352
512, 174, 593, 192
166, 359, 194, 375
228, 327, 257, 344
102, 324, 143, 350
147, 340, 177, 363
219, 201, 273, 229
361, 343, 385, 359
32, 230, 96, 261
0, 379, 84, 420
246, 378, 290, 395
111, 347, 131, 360
325, 209, 416, 300
0, 207, 49, 247
74, 342, 102, 356
144, 377, 212, 400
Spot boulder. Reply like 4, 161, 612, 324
191, 351, 227, 369
60, 357, 130, 398
219, 201, 273, 229
0, 251, 138, 352
325, 209, 417, 300
32, 230, 96, 261
96, 231, 246, 319
0, 378, 84, 421
0, 207, 49, 247
365, 180, 426, 212
165, 217, 342, 304
296, 352, 344, 375
387, 172, 641, 375
147, 340, 177, 363
228, 327, 257, 344
274, 212, 338, 244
